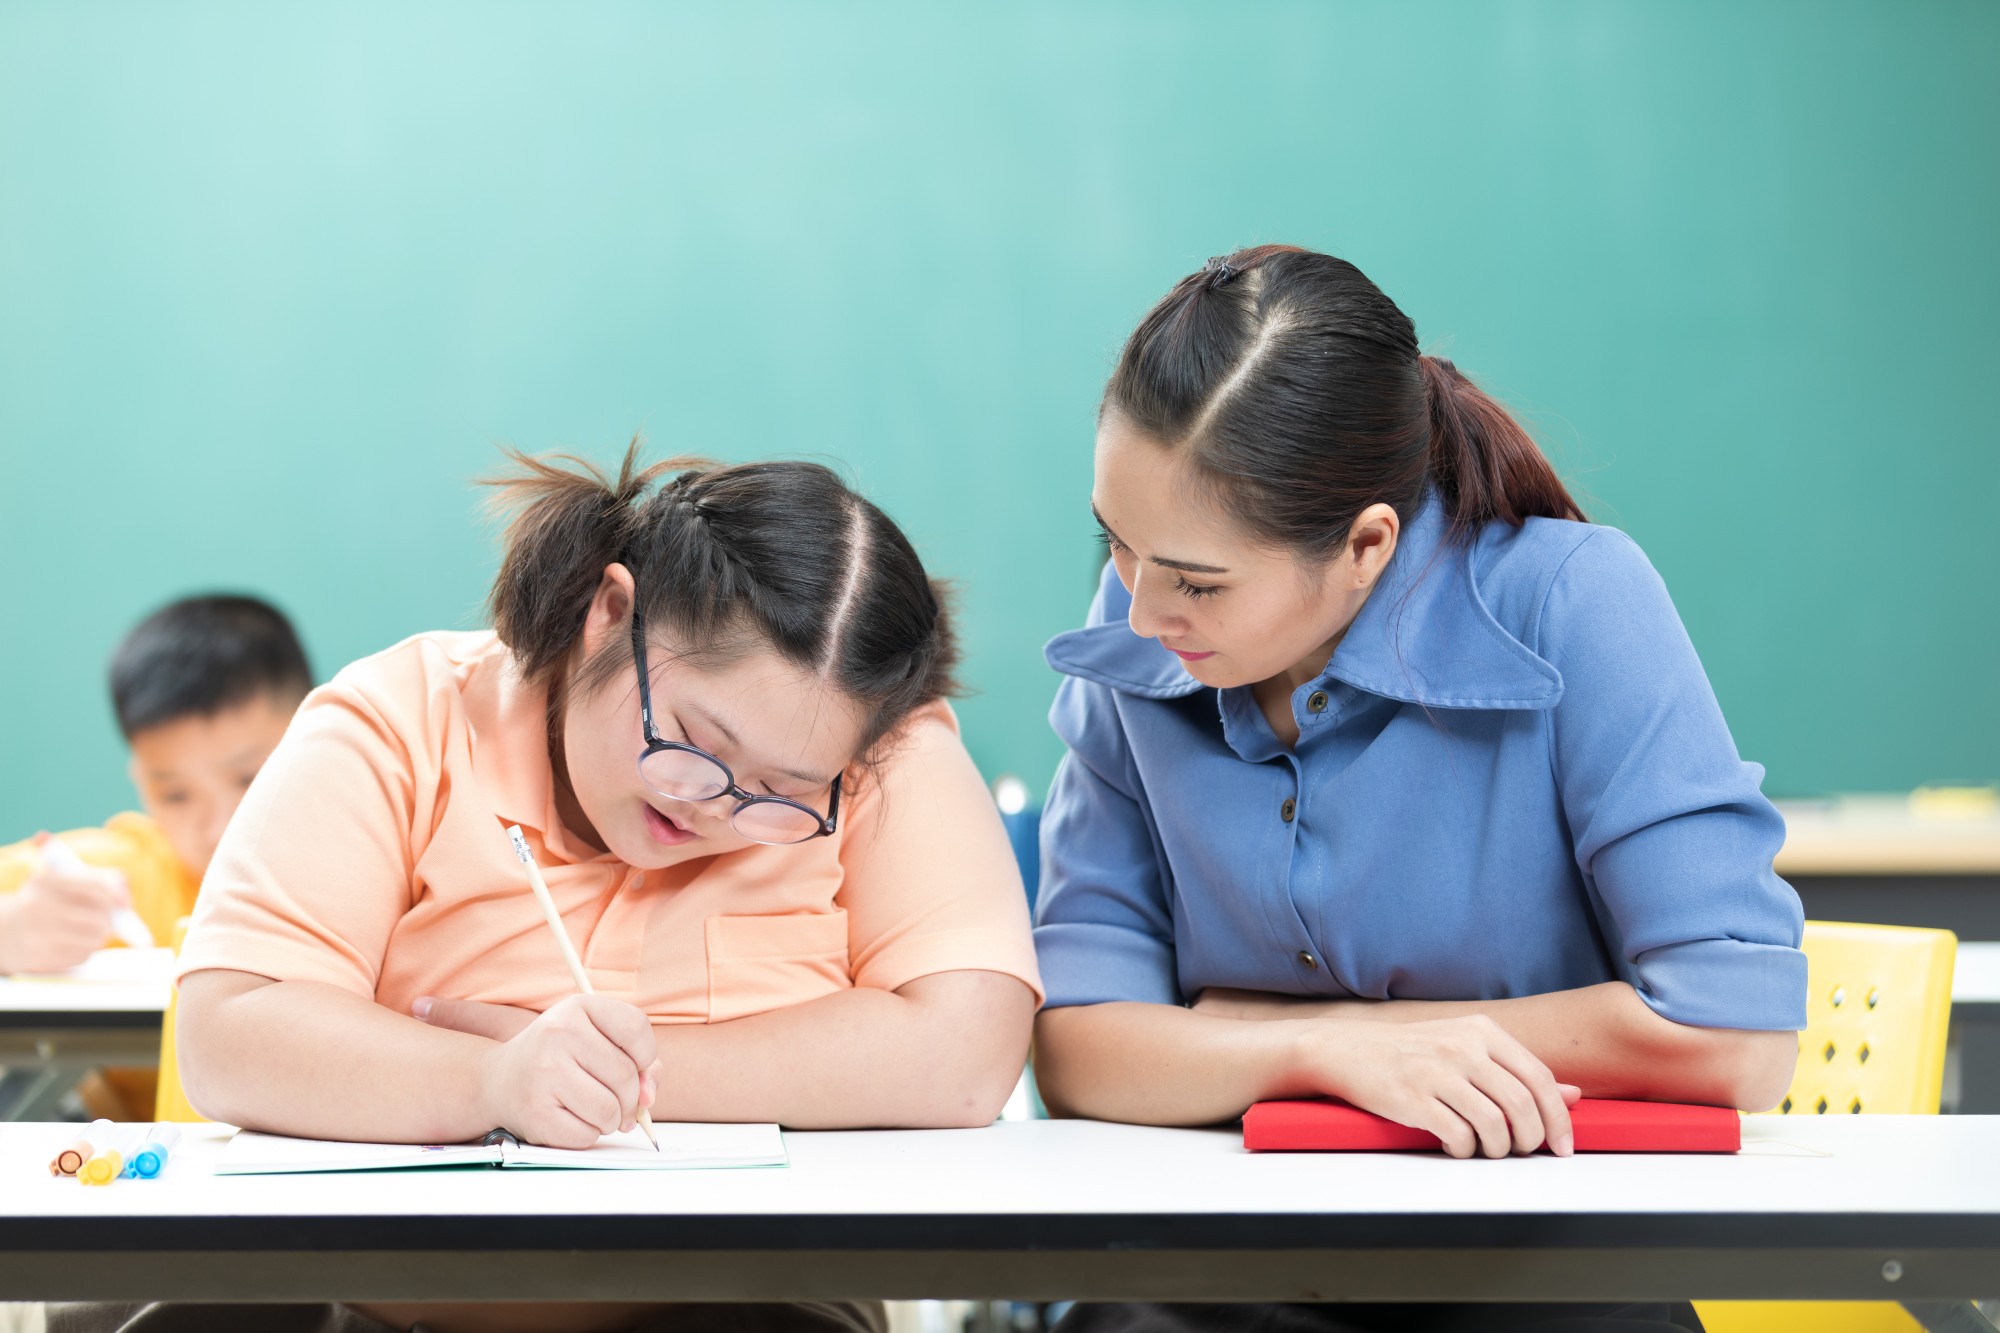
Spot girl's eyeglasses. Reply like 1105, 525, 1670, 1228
628, 596, 840, 846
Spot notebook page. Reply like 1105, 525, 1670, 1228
501, 1122, 786, 1170
215, 1131, 503, 1175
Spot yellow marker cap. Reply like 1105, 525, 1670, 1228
78, 1151, 124, 1186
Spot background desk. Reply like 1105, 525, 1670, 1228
1777, 799, 2000, 1114
0, 960, 169, 1121
1, 1117, 1996, 1306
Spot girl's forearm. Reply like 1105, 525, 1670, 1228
177, 969, 498, 1142
649, 970, 1036, 1129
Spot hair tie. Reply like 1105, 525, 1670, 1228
1201, 255, 1241, 290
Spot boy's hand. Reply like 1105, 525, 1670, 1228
0, 842, 127, 974
473, 994, 661, 1149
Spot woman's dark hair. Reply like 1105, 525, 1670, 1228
484, 441, 959, 757
1104, 245, 1584, 554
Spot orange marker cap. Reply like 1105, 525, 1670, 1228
49, 1142, 90, 1176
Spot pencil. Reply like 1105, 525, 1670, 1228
504, 824, 661, 1152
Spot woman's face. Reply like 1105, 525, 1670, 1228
559, 566, 866, 869
1092, 413, 1399, 692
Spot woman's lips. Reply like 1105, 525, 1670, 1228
1169, 647, 1216, 662
643, 802, 697, 846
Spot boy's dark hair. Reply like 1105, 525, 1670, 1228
109, 595, 314, 739
484, 441, 960, 760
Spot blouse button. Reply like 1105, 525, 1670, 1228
1299, 951, 1319, 970
1280, 797, 1297, 823
1306, 690, 1330, 713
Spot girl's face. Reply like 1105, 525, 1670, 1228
558, 566, 866, 869
1092, 413, 1400, 692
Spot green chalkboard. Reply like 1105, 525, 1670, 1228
1, 0, 1994, 837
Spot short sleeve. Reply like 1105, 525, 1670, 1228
1540, 529, 1806, 1031
176, 677, 421, 997
836, 701, 1044, 1003
1032, 577, 1183, 1010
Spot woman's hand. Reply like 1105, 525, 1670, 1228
1301, 1014, 1580, 1159
467, 994, 662, 1149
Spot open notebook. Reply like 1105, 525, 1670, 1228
215, 1123, 787, 1175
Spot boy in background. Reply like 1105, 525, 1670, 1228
0, 595, 311, 972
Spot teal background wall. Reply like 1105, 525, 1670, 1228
2, 0, 1995, 835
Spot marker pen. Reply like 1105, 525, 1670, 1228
78, 1127, 137, 1186
48, 1118, 115, 1177
38, 837, 153, 949
122, 1124, 183, 1179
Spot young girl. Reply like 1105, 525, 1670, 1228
148, 448, 1041, 1333
1032, 247, 1804, 1333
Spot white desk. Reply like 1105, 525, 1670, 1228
1, 1117, 1996, 1306
0, 950, 170, 1120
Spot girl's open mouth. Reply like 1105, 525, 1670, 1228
643, 802, 697, 846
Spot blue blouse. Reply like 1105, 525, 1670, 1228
1034, 493, 1805, 1031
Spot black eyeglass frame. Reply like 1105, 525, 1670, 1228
629, 596, 841, 845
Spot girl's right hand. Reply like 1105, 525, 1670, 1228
475, 994, 662, 1149
1300, 1014, 1580, 1159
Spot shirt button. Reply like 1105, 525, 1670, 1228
1299, 951, 1319, 970
1306, 690, 1330, 713
1280, 797, 1297, 823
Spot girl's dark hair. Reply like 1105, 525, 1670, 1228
484, 441, 959, 757
1104, 245, 1584, 554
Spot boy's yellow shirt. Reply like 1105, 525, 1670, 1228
0, 812, 200, 946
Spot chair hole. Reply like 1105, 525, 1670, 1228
1779, 1096, 1793, 1114
1815, 1095, 1830, 1114
1849, 1097, 1863, 1113
1830, 987, 1845, 1008
1858, 1043, 1871, 1065
1866, 988, 1880, 1009
1823, 1041, 1837, 1063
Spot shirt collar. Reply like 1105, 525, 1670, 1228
1044, 490, 1563, 712
463, 641, 613, 865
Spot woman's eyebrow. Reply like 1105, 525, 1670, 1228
1091, 504, 1230, 575
682, 700, 834, 788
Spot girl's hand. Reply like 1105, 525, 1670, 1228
468, 994, 663, 1149
1299, 1014, 1581, 1159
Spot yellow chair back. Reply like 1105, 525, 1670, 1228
153, 916, 207, 1124
1697, 920, 1956, 1333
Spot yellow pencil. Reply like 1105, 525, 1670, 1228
505, 824, 660, 1152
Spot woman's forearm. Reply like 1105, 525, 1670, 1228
1034, 1001, 1322, 1125
1200, 981, 1796, 1110
648, 970, 1037, 1129
178, 969, 498, 1142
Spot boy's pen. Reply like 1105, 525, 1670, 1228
504, 824, 661, 1152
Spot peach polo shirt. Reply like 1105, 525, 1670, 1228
178, 631, 1043, 1022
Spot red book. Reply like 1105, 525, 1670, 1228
1242, 1098, 1740, 1153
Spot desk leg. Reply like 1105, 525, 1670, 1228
1953, 1007, 2000, 1115
1903, 1301, 2000, 1333
0, 1065, 70, 1121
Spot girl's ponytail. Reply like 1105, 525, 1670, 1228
1419, 356, 1585, 533
482, 440, 679, 685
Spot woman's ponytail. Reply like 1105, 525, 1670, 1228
1420, 356, 1585, 533
1104, 247, 1586, 556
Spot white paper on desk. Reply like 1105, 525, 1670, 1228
215, 1124, 787, 1175
16, 947, 176, 984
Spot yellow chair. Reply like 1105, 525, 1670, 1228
1697, 921, 1956, 1333
153, 916, 207, 1123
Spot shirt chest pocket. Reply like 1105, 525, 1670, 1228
704, 911, 853, 1023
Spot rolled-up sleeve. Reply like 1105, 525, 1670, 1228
1541, 529, 1805, 1031
1033, 642, 1182, 1008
